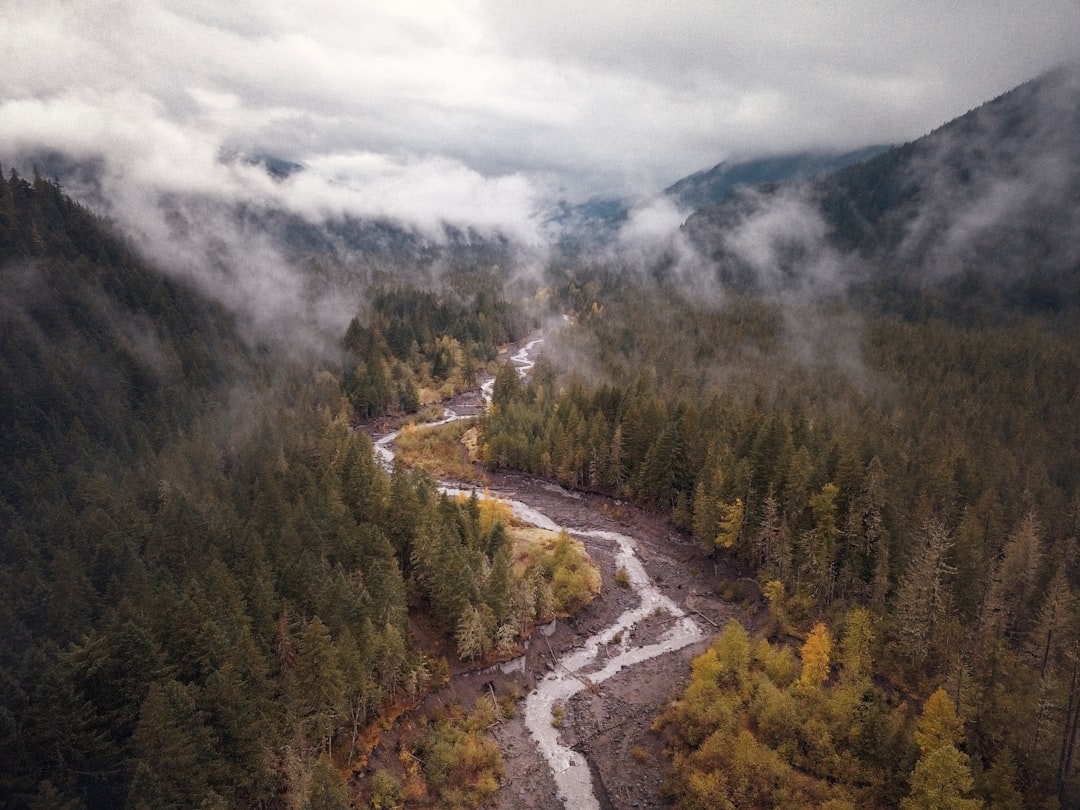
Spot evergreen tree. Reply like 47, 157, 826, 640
993, 510, 1045, 641
456, 605, 491, 662
126, 679, 218, 809
840, 607, 875, 684
288, 617, 346, 754
894, 517, 956, 670
756, 491, 791, 580
485, 536, 513, 623
304, 754, 350, 810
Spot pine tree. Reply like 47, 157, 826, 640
485, 539, 513, 623
127, 680, 218, 809
605, 423, 627, 493
456, 605, 491, 662
305, 753, 349, 810
756, 490, 791, 577
288, 618, 346, 754
1025, 565, 1072, 678
894, 517, 956, 669
994, 510, 1045, 641
840, 607, 875, 684
691, 476, 721, 551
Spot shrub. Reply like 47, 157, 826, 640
551, 704, 565, 728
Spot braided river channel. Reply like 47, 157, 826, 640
372, 338, 708, 809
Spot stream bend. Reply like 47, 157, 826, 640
372, 338, 706, 810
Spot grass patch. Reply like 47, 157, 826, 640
550, 704, 565, 728
394, 418, 488, 484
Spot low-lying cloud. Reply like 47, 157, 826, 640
4, 1, 1079, 356
0, 86, 550, 355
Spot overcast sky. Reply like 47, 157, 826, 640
2, 0, 1078, 240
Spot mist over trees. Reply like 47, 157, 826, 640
476, 66, 1080, 807
0, 170, 548, 807
3, 62, 1080, 810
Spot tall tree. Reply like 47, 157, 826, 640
894, 517, 956, 670
126, 679, 218, 809
288, 618, 346, 754
799, 621, 834, 690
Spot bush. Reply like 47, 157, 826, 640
551, 704, 565, 728
368, 768, 402, 810
420, 705, 504, 810
534, 531, 600, 615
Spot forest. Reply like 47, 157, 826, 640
3, 65, 1080, 810
477, 261, 1080, 806
0, 168, 564, 808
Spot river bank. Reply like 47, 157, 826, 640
363, 338, 758, 809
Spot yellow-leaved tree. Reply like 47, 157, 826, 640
915, 688, 964, 755
799, 621, 833, 689
903, 688, 981, 810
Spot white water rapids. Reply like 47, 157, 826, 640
372, 337, 705, 810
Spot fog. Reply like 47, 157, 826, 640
2, 12, 1077, 366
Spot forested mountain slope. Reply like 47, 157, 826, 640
665, 145, 888, 212
683, 64, 1080, 316
0, 169, 541, 809
480, 67, 1080, 807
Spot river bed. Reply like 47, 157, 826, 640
370, 338, 722, 809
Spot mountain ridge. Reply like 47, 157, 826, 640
664, 145, 890, 211
681, 63, 1080, 315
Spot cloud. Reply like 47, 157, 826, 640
6, 0, 1080, 205
617, 197, 688, 247
891, 65, 1080, 284
290, 153, 547, 242
698, 184, 845, 299
3, 0, 1078, 351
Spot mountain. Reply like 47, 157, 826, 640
0, 166, 549, 809
683, 64, 1080, 316
548, 147, 889, 247
664, 145, 889, 211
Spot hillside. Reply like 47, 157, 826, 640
479, 67, 1080, 808
0, 170, 544, 809
665, 145, 889, 211
683, 64, 1080, 316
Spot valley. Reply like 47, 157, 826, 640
3, 48, 1080, 809
367, 337, 749, 810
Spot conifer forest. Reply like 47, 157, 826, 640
3, 39, 1080, 810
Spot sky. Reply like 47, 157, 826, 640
2, 0, 1079, 242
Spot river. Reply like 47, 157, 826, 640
372, 337, 706, 810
